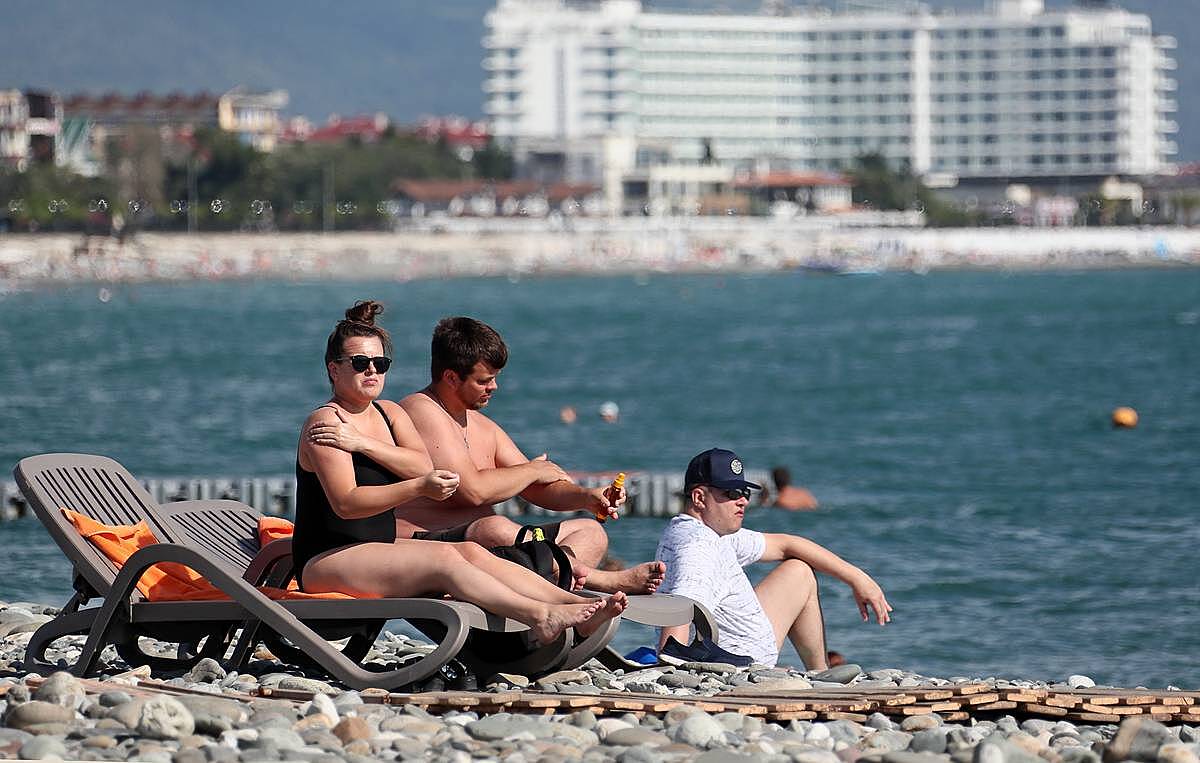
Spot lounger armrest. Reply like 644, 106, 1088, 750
113, 543, 275, 607
246, 538, 294, 586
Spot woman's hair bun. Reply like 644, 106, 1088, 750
345, 300, 384, 325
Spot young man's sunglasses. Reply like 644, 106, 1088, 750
710, 486, 753, 502
336, 355, 392, 373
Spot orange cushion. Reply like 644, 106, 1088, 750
62, 509, 349, 601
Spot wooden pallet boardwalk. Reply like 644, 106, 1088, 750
15, 677, 1200, 724
248, 682, 1200, 724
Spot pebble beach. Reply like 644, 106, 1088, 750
2, 224, 1200, 288
2, 600, 1197, 763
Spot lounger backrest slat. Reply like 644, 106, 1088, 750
163, 504, 261, 571
15, 454, 179, 601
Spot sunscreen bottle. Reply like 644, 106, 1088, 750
597, 472, 626, 522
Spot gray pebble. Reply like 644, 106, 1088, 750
867, 713, 896, 731
812, 665, 863, 684
884, 752, 950, 763
902, 715, 943, 732
862, 730, 915, 753
660, 672, 703, 689
331, 690, 364, 710
3, 699, 75, 729
19, 734, 69, 760
184, 658, 227, 684
466, 713, 556, 741
911, 729, 949, 754
671, 713, 726, 748
615, 746, 666, 763
99, 690, 134, 707
112, 696, 196, 740
536, 669, 591, 688
32, 670, 85, 708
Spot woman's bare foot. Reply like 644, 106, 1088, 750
529, 599, 603, 645
581, 561, 667, 594
576, 592, 628, 637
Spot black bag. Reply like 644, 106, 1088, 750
489, 523, 573, 590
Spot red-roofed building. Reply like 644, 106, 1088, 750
301, 113, 391, 144
415, 116, 490, 161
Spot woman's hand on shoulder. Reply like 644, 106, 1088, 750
306, 406, 367, 453
420, 469, 460, 501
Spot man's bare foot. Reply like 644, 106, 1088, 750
529, 600, 603, 645
570, 565, 588, 592
581, 561, 666, 594
576, 592, 628, 637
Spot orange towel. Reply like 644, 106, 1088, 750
61, 509, 349, 601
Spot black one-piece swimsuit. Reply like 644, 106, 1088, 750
292, 401, 400, 591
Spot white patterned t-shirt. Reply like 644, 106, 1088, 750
655, 514, 778, 667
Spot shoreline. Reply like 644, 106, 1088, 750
2, 598, 1197, 762
2, 226, 1199, 287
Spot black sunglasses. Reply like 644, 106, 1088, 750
710, 486, 752, 502
336, 355, 392, 373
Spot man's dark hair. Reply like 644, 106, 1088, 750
771, 467, 792, 489
431, 316, 508, 381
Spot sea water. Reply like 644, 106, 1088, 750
1, 269, 1197, 687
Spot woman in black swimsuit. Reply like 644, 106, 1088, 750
293, 300, 626, 645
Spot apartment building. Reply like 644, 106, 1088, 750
483, 0, 1177, 210
0, 89, 62, 170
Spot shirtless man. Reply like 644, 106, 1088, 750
770, 466, 819, 511
398, 316, 666, 595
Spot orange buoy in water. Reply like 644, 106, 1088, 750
1112, 407, 1139, 428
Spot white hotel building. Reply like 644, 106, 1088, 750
483, 0, 1177, 212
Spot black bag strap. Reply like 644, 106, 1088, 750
514, 525, 574, 590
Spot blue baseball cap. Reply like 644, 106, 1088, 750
684, 448, 762, 492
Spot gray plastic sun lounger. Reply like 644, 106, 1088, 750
155, 496, 591, 680
154, 487, 716, 675
13, 453, 575, 690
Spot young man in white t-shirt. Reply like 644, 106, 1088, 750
656, 448, 892, 669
